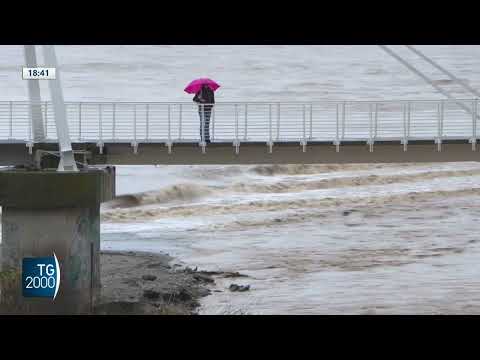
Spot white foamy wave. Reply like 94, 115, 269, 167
101, 185, 480, 223
105, 167, 480, 210
248, 163, 425, 176
232, 168, 480, 194
105, 183, 216, 209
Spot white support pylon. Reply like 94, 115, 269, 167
42, 45, 78, 171
23, 45, 45, 142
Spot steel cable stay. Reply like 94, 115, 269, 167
405, 45, 480, 99
378, 45, 480, 120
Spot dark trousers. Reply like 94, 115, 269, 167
199, 105, 213, 143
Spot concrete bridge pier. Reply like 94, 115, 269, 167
0, 167, 115, 314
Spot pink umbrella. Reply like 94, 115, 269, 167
184, 78, 220, 94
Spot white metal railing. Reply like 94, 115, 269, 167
0, 99, 479, 150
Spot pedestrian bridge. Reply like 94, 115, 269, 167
1, 99, 480, 166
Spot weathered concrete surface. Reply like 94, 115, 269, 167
3, 141, 480, 166
0, 143, 96, 167
88, 141, 480, 165
0, 167, 115, 314
0, 167, 115, 208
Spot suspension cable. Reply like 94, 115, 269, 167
405, 45, 480, 98
378, 45, 479, 119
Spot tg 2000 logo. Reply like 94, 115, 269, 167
22, 253, 61, 300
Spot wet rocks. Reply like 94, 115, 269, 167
223, 272, 248, 278
229, 284, 240, 292
342, 209, 361, 216
142, 274, 157, 281
143, 289, 161, 300
147, 262, 170, 269
122, 278, 139, 287
162, 288, 193, 303
229, 284, 250, 292
197, 288, 212, 297
184, 266, 198, 274
196, 270, 248, 278
193, 273, 215, 283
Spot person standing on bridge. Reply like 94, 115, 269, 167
184, 78, 220, 144
193, 84, 215, 143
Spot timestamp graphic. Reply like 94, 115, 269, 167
22, 67, 56, 80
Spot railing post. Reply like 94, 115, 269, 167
472, 99, 477, 150
309, 103, 313, 140
335, 103, 340, 150
436, 100, 444, 152
112, 103, 116, 141
440, 100, 444, 143
235, 104, 239, 144
98, 103, 103, 153
200, 104, 205, 146
211, 105, 215, 141
276, 103, 280, 141
166, 104, 172, 153
9, 101, 13, 139
268, 103, 273, 153
99, 103, 102, 140
302, 104, 306, 142
78, 102, 82, 141
133, 104, 137, 143
341, 101, 346, 140
405, 101, 412, 138
179, 103, 183, 141
407, 101, 411, 138
44, 101, 48, 138
233, 103, 240, 154
402, 102, 408, 152
301, 104, 306, 152
368, 103, 373, 152
168, 104, 171, 144
374, 103, 378, 138
27, 103, 32, 143
131, 103, 138, 154
244, 104, 248, 141
269, 104, 272, 141
146, 103, 149, 141
437, 101, 441, 140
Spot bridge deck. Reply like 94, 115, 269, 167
1, 141, 479, 166
1, 100, 479, 165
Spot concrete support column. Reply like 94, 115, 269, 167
0, 167, 115, 314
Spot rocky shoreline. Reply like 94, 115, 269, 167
96, 250, 216, 315
96, 250, 251, 315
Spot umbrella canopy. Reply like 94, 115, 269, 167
184, 78, 220, 94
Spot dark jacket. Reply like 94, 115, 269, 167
193, 85, 215, 105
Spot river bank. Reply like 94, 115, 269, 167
95, 250, 214, 315
0, 249, 250, 315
